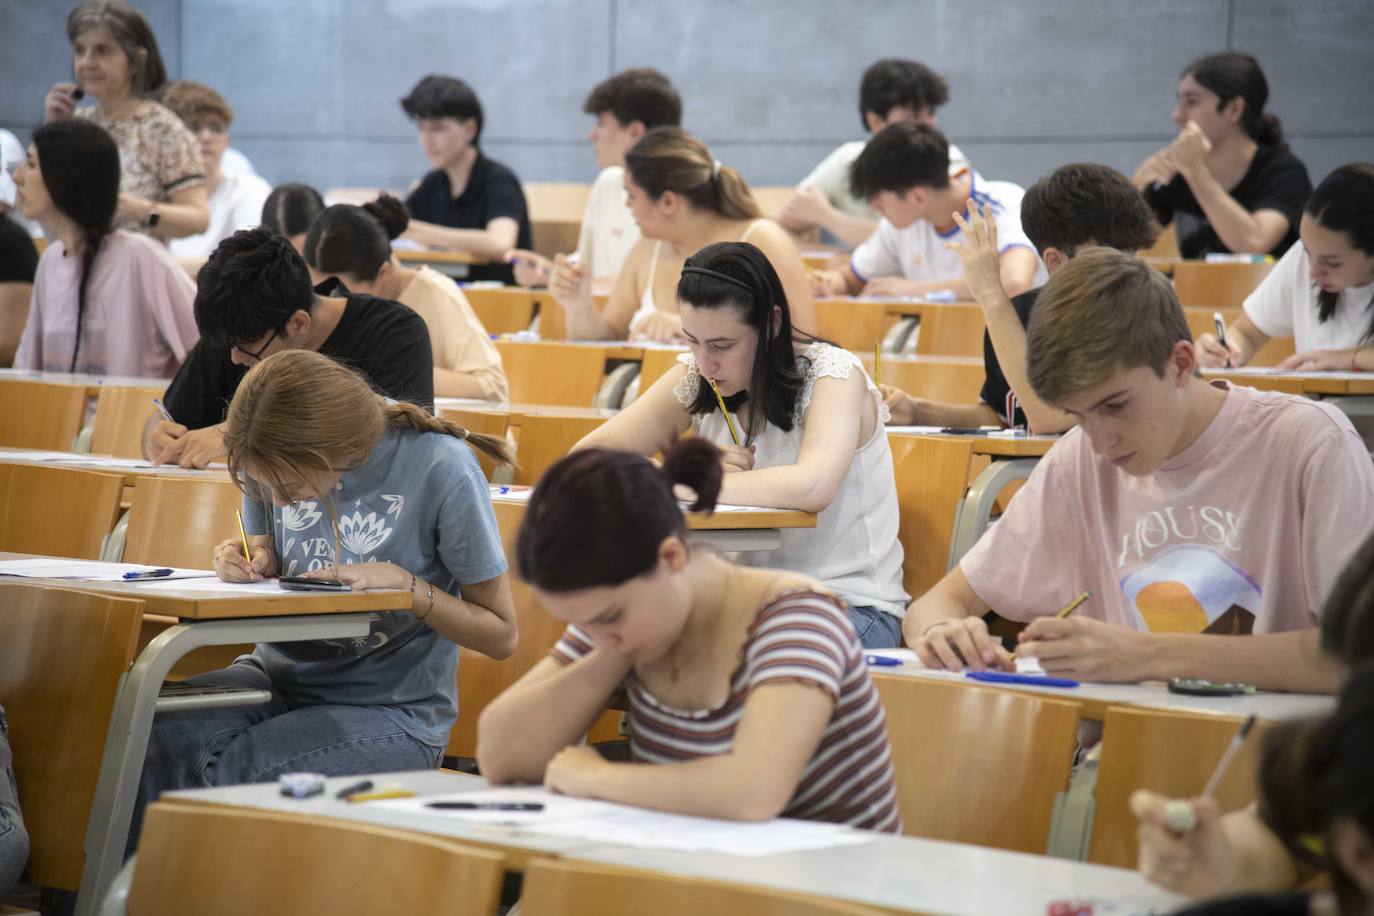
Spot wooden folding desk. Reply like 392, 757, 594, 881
0, 554, 411, 915
163, 770, 1187, 915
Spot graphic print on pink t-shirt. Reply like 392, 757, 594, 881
1120, 544, 1261, 635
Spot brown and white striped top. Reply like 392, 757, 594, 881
551, 590, 902, 833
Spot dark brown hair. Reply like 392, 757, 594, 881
625, 128, 761, 221
1308, 163, 1374, 345
583, 69, 681, 130
1021, 163, 1161, 257
858, 58, 949, 129
849, 122, 951, 200
516, 439, 723, 591
1181, 53, 1282, 146
304, 194, 409, 282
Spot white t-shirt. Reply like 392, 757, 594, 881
574, 165, 639, 280
220, 146, 257, 177
849, 172, 1047, 289
799, 139, 970, 221
1243, 241, 1374, 353
169, 170, 272, 259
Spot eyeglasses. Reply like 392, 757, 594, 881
231, 333, 278, 362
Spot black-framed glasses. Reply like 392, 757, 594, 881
231, 332, 278, 362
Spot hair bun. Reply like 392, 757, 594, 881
363, 193, 410, 240
661, 437, 723, 513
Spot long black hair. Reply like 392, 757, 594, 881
1181, 53, 1283, 147
676, 241, 810, 440
32, 120, 119, 371
1307, 163, 1374, 345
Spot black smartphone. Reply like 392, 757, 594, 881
279, 575, 352, 592
1167, 677, 1254, 696
938, 427, 991, 436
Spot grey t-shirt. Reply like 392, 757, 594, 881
239, 426, 507, 748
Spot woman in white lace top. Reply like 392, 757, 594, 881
575, 241, 908, 647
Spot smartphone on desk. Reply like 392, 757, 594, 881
279, 576, 352, 592
1168, 677, 1254, 696
939, 427, 992, 436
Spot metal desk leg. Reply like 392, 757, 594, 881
947, 458, 1039, 572
74, 613, 372, 916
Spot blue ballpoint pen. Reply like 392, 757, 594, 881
123, 568, 174, 580
865, 655, 902, 667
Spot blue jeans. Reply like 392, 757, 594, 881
849, 605, 904, 649
129, 665, 443, 856
0, 706, 29, 896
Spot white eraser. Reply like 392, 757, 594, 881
1164, 799, 1197, 833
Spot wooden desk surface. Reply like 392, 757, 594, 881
395, 249, 481, 266
487, 492, 815, 531
167, 769, 1185, 915
494, 338, 662, 362
436, 399, 620, 423
0, 368, 167, 396
886, 427, 1058, 458
0, 447, 232, 486
1204, 367, 1374, 395
0, 551, 410, 621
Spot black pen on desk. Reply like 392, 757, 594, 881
335, 779, 374, 799
152, 397, 175, 423
426, 801, 545, 811
1213, 312, 1233, 368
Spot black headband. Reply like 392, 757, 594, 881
681, 265, 753, 294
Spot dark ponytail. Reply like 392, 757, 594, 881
1182, 53, 1283, 146
32, 120, 119, 372
303, 194, 408, 282
1258, 665, 1374, 911
517, 438, 723, 592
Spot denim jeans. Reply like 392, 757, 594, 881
0, 706, 29, 896
129, 665, 444, 856
849, 605, 904, 649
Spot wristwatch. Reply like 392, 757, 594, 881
146, 206, 161, 228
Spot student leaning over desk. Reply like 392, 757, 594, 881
1197, 164, 1374, 373
261, 182, 324, 256
1133, 531, 1374, 912
573, 241, 908, 648
478, 438, 900, 831
550, 128, 816, 342
130, 349, 517, 851
905, 247, 1374, 692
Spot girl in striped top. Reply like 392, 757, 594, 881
477, 438, 901, 832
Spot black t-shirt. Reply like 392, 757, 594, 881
1145, 144, 1311, 259
163, 278, 435, 430
1173, 892, 1313, 916
978, 287, 1038, 429
405, 152, 532, 284
0, 214, 39, 283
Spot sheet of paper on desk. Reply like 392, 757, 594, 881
0, 559, 215, 581
373, 786, 874, 856
4, 450, 156, 468
130, 578, 296, 595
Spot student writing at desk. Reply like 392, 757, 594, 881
1196, 164, 1374, 372
550, 128, 815, 341
304, 194, 509, 401
778, 58, 968, 250
812, 123, 1044, 301
573, 242, 908, 647
1133, 532, 1374, 910
906, 248, 1374, 691
478, 439, 901, 832
132, 349, 517, 848
398, 75, 531, 285
142, 227, 434, 467
882, 163, 1160, 433
1132, 53, 1310, 260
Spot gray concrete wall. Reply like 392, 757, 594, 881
3, 0, 1371, 196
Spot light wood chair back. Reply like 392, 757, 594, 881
494, 341, 608, 407
635, 347, 689, 399
749, 185, 799, 221
448, 500, 621, 758
913, 303, 987, 358
814, 299, 899, 354
522, 857, 888, 916
1088, 705, 1270, 868
0, 582, 144, 890
524, 182, 590, 259
122, 476, 243, 569
888, 434, 976, 598
0, 379, 88, 450
0, 463, 123, 559
867, 355, 986, 408
437, 407, 511, 482
90, 386, 163, 458
873, 674, 1081, 853
1172, 261, 1274, 307
1182, 306, 1295, 367
128, 800, 506, 916
510, 413, 610, 487
464, 287, 539, 336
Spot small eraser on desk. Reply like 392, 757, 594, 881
1015, 656, 1047, 675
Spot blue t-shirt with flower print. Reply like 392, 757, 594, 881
239, 427, 507, 748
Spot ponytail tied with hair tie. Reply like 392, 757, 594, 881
711, 159, 722, 179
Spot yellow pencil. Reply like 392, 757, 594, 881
1055, 590, 1092, 619
707, 378, 741, 446
235, 509, 252, 561
874, 342, 882, 387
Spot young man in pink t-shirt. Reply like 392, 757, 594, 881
905, 226, 1372, 692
